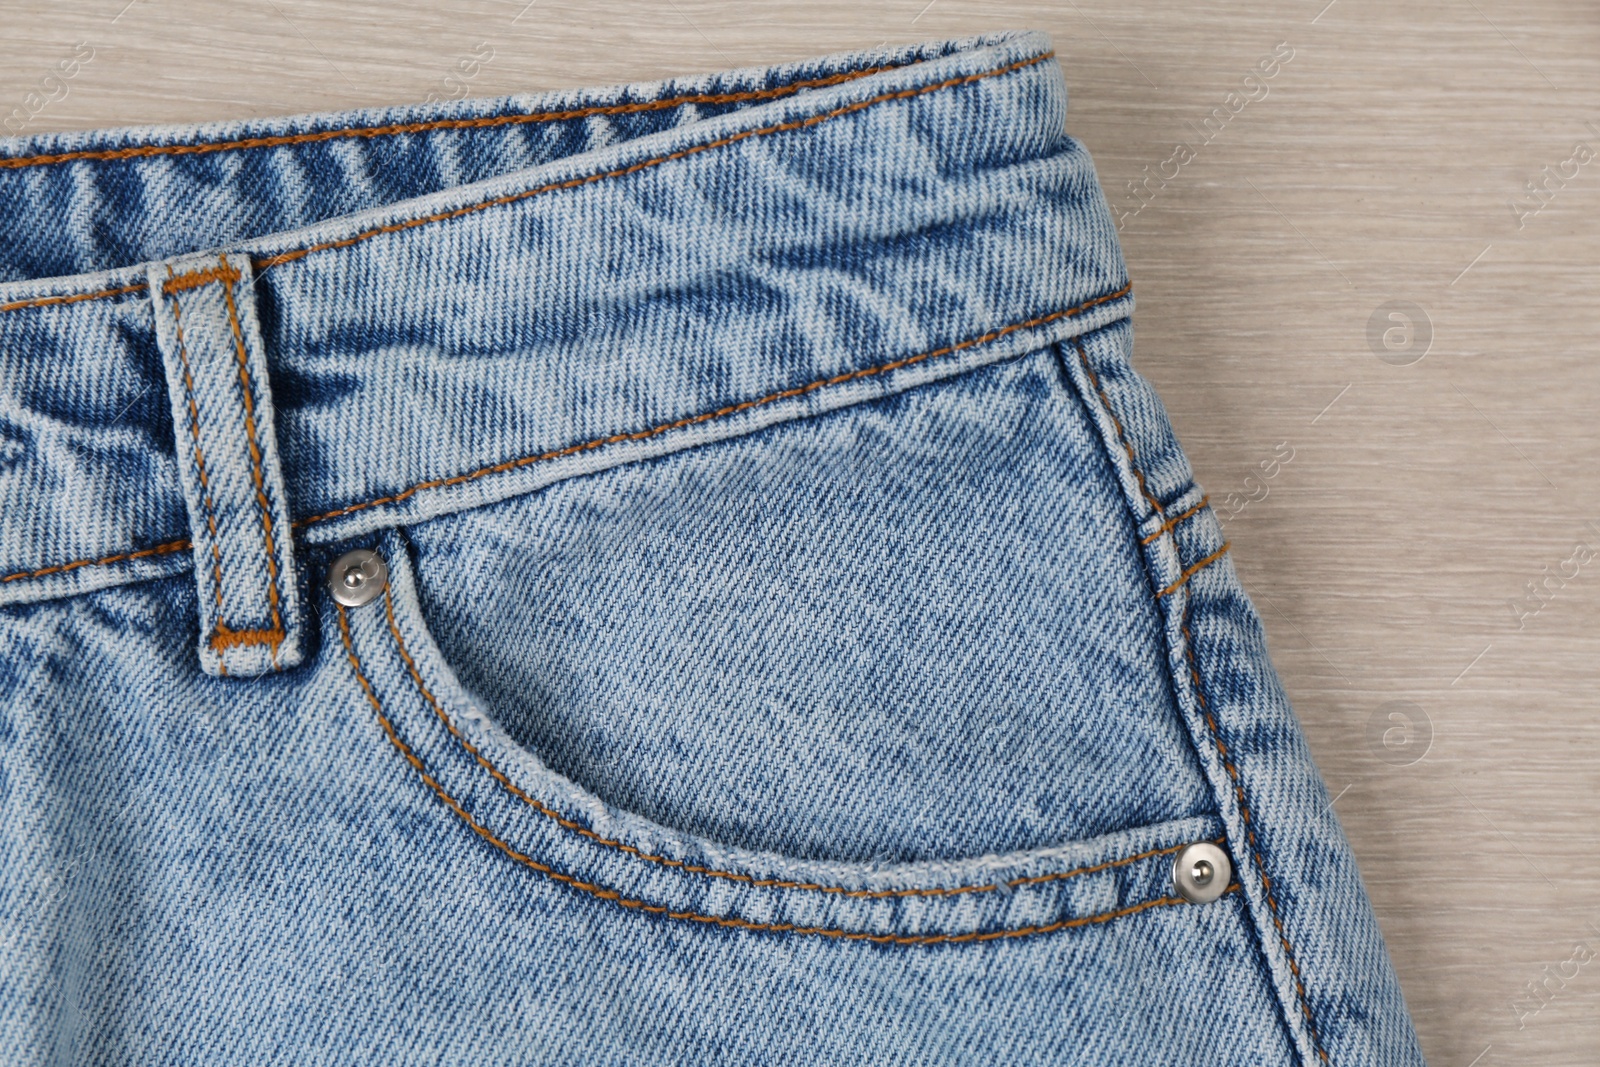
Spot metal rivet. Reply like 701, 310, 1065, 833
327, 548, 386, 608
1172, 841, 1232, 905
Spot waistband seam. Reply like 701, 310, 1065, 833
292, 278, 1124, 530
0, 49, 1054, 316
0, 280, 144, 314
0, 284, 1130, 591
0, 62, 910, 172
257, 50, 1053, 270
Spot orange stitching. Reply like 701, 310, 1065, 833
378, 580, 1207, 899
209, 625, 287, 650
1074, 339, 1165, 520
0, 53, 1049, 320
0, 281, 144, 314
161, 265, 242, 294
0, 538, 189, 584
1, 280, 1128, 589
254, 53, 1054, 272
1155, 543, 1230, 599
1139, 495, 1208, 545
298, 280, 1124, 530
167, 275, 230, 637
0, 63, 908, 171
1183, 608, 1329, 1062
340, 600, 1233, 942
1072, 339, 1332, 1061
217, 254, 287, 664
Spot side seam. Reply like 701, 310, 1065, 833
1065, 335, 1331, 1065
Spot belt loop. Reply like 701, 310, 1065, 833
149, 251, 304, 677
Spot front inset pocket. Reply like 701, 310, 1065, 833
335, 529, 1231, 944
394, 345, 1213, 869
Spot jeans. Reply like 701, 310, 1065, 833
0, 29, 1424, 1065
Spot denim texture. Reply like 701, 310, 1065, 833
0, 30, 1424, 1065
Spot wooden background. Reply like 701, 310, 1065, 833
4, 2, 1596, 1063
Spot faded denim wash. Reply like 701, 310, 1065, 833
0, 30, 1425, 1065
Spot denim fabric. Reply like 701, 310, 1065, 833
0, 30, 1425, 1065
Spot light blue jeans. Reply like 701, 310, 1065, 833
0, 30, 1424, 1065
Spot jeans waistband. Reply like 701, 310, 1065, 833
0, 30, 1132, 642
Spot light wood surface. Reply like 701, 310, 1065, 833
4, 2, 1597, 1063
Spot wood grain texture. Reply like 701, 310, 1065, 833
3, 1, 1596, 1063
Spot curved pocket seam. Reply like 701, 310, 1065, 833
378, 575, 1217, 900
339, 589, 1239, 943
